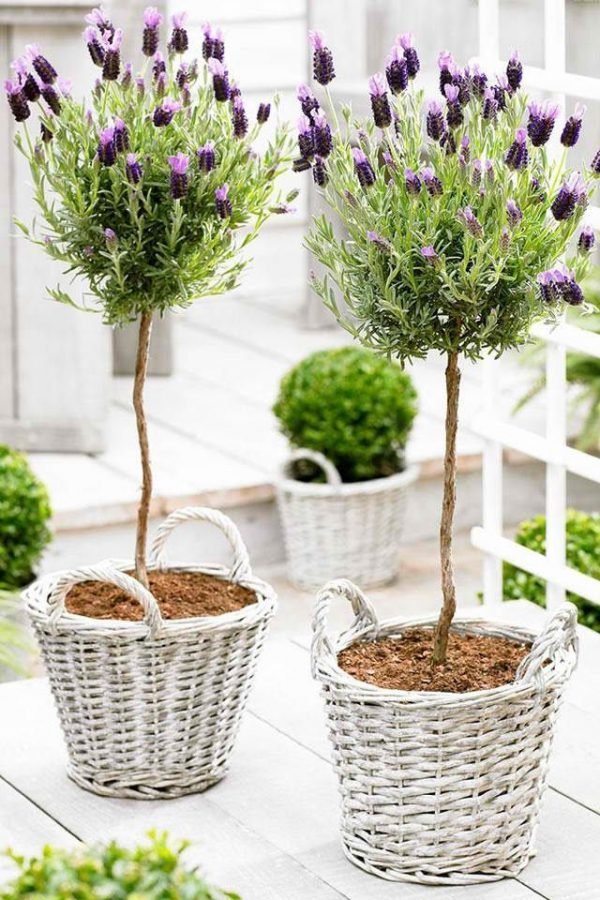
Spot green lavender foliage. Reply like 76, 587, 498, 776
13, 26, 292, 326
1, 831, 240, 899
273, 347, 418, 482
305, 71, 596, 364
503, 510, 600, 632
0, 445, 51, 589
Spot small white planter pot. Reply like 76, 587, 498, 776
23, 507, 277, 799
312, 579, 578, 884
276, 448, 419, 590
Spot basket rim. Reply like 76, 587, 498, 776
315, 614, 574, 706
277, 462, 420, 498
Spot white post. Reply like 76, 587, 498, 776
478, 0, 500, 66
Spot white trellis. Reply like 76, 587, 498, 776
473, 0, 600, 609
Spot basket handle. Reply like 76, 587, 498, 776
516, 602, 579, 683
150, 506, 251, 582
283, 448, 342, 487
47, 563, 163, 638
311, 578, 379, 678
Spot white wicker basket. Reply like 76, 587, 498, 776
276, 449, 418, 590
24, 507, 277, 799
312, 579, 578, 885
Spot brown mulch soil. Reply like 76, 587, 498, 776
65, 570, 256, 621
338, 627, 530, 693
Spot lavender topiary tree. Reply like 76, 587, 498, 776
295, 35, 599, 664
5, 6, 292, 588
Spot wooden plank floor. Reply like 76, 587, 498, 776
0, 597, 597, 899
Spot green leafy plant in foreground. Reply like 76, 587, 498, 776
503, 510, 600, 632
0, 831, 240, 899
274, 346, 418, 482
0, 445, 51, 590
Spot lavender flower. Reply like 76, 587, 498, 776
197, 141, 215, 172
578, 225, 595, 253
404, 166, 421, 195
560, 103, 586, 148
152, 51, 166, 80
499, 227, 511, 253
422, 166, 443, 196
441, 130, 456, 156
121, 63, 133, 88
485, 160, 495, 186
460, 135, 470, 163
41, 83, 61, 115
471, 159, 482, 187
592, 149, 600, 175
506, 51, 522, 92
313, 111, 332, 157
97, 126, 116, 166
438, 50, 455, 95
426, 99, 446, 141
297, 84, 319, 120
136, 76, 145, 96
4, 79, 30, 122
421, 245, 439, 264
292, 157, 312, 173
527, 100, 559, 147
492, 77, 509, 111
86, 7, 114, 38
482, 87, 498, 121
232, 94, 248, 138
369, 73, 392, 128
551, 172, 586, 221
470, 63, 488, 98
202, 23, 224, 62
352, 147, 376, 187
113, 118, 129, 152
257, 102, 271, 124
309, 31, 335, 86
22, 70, 41, 102
168, 152, 189, 199
142, 7, 162, 56
40, 120, 53, 142
215, 183, 232, 218
385, 45, 408, 94
367, 230, 390, 249
297, 115, 314, 159
208, 58, 230, 102
125, 152, 142, 184
538, 265, 584, 306
398, 33, 419, 79
176, 63, 189, 89
152, 98, 181, 126
461, 206, 483, 239
505, 128, 529, 171
169, 12, 188, 54
104, 228, 117, 250
102, 29, 122, 81
84, 26, 105, 66
313, 156, 328, 187
506, 198, 523, 228
444, 83, 463, 128
536, 270, 556, 303
26, 44, 57, 84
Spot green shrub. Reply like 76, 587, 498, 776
0, 446, 52, 589
273, 347, 418, 482
503, 509, 600, 632
1, 831, 239, 899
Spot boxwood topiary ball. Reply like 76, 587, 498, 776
273, 346, 418, 483
0, 445, 52, 588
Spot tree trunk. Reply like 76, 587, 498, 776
432, 350, 461, 665
133, 312, 153, 589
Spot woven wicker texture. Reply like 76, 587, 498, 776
276, 449, 418, 590
24, 507, 277, 799
311, 579, 578, 885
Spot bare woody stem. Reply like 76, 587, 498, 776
133, 312, 153, 589
432, 350, 461, 665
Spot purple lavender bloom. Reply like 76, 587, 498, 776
560, 102, 586, 148
208, 58, 230, 102
232, 94, 248, 138
309, 30, 335, 86
176, 62, 189, 89
84, 26, 105, 66
297, 84, 319, 120
152, 98, 181, 126
460, 135, 470, 163
385, 45, 408, 94
505, 127, 529, 170
40, 83, 61, 115
86, 7, 114, 37
126, 152, 142, 184
482, 87, 498, 121
97, 126, 116, 166
142, 7, 162, 57
367, 230, 390, 249
369, 73, 392, 128
499, 227, 511, 253
292, 156, 312, 173
202, 22, 224, 62
113, 118, 129, 152
578, 225, 595, 253
152, 51, 166, 80
297, 115, 314, 159
438, 50, 455, 95
537, 270, 556, 303
506, 198, 523, 227
493, 76, 509, 111
538, 265, 584, 305
169, 12, 189, 54
168, 152, 189, 199
121, 62, 133, 88
197, 141, 216, 172
527, 100, 559, 147
404, 166, 421, 195
313, 156, 328, 187
398, 33, 419, 79
471, 159, 482, 187
506, 51, 522, 92
257, 102, 271, 124
485, 160, 495, 186
215, 183, 232, 218
136, 76, 145, 96
26, 44, 57, 84
104, 227, 117, 250
421, 245, 439, 264
22, 71, 41, 102
382, 150, 396, 171
422, 166, 443, 196
470, 63, 488, 98
313, 111, 332, 157
461, 206, 483, 239
551, 172, 586, 221
426, 99, 446, 141
40, 120, 53, 142
444, 83, 463, 128
441, 130, 456, 156
591, 149, 600, 175
352, 147, 376, 187
102, 29, 122, 81
4, 79, 30, 122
